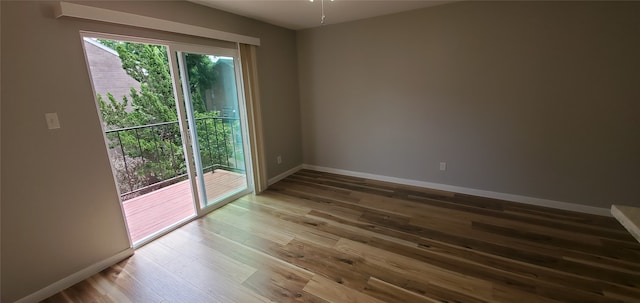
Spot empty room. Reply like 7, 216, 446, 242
2, 0, 640, 302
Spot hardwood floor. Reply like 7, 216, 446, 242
43, 169, 640, 303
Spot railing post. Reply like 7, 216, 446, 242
166, 124, 179, 176
230, 118, 238, 169
116, 131, 133, 192
134, 128, 145, 166
151, 127, 162, 179
202, 118, 215, 173
212, 118, 222, 168
221, 119, 231, 168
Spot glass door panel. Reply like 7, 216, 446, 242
82, 36, 197, 245
177, 51, 250, 209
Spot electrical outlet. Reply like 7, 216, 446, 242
45, 112, 61, 129
277, 155, 282, 165
439, 162, 447, 171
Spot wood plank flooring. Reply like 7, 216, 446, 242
43, 169, 640, 303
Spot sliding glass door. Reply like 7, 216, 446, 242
83, 33, 253, 245
174, 47, 252, 210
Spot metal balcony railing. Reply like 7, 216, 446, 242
104, 116, 245, 200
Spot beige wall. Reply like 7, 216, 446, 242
298, 1, 640, 208
0, 1, 301, 301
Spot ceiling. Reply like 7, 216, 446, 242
189, 0, 454, 30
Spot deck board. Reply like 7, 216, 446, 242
122, 169, 247, 243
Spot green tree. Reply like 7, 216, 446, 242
185, 53, 216, 113
96, 39, 239, 198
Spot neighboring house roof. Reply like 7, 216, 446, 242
83, 38, 140, 106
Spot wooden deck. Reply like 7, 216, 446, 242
122, 169, 247, 243
44, 169, 640, 303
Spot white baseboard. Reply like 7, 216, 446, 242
302, 164, 611, 217
268, 164, 303, 186
15, 248, 135, 303
611, 205, 640, 242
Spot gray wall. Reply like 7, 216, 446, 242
0, 1, 301, 301
298, 1, 640, 208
